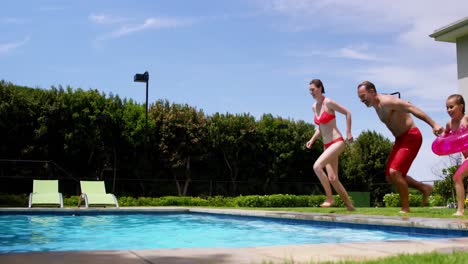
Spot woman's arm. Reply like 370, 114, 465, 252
327, 99, 353, 141
306, 128, 321, 149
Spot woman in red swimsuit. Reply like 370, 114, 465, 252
306, 79, 355, 210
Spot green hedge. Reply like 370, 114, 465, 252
0, 193, 346, 208
0, 194, 28, 207
1, 192, 448, 208
383, 193, 445, 207
116, 194, 345, 207
2, 193, 445, 208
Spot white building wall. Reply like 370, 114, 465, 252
457, 35, 468, 100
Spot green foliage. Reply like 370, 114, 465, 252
336, 251, 468, 264
429, 194, 445, 207
383, 193, 444, 207
205, 196, 236, 207
340, 130, 393, 206
1, 81, 404, 198
433, 165, 464, 204
1, 194, 347, 208
207, 113, 258, 195
0, 193, 28, 207
63, 196, 80, 206
151, 100, 208, 196
233, 194, 344, 208
118, 196, 139, 206
383, 193, 423, 207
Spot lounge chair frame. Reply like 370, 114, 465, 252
28, 179, 63, 208
78, 181, 119, 208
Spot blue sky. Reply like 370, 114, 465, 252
2, 0, 467, 182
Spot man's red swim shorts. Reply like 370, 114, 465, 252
386, 127, 422, 177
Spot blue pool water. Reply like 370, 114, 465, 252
0, 212, 465, 253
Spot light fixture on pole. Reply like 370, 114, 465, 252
134, 71, 149, 129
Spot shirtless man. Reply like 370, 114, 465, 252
357, 81, 444, 213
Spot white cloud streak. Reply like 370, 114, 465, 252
354, 63, 458, 102
0, 37, 30, 55
264, 0, 468, 48
88, 14, 125, 25
336, 48, 378, 61
259, 0, 465, 105
287, 46, 380, 61
1, 17, 26, 25
93, 16, 193, 40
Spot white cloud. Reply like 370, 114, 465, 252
262, 0, 468, 47
98, 17, 192, 40
336, 47, 378, 61
355, 64, 457, 101
0, 37, 30, 55
89, 14, 125, 25
260, 0, 462, 110
38, 6, 67, 12
1, 17, 26, 24
288, 46, 379, 61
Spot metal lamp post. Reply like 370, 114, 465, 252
134, 71, 149, 129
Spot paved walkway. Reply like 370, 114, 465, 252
1, 208, 468, 264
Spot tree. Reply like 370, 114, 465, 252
256, 114, 316, 194
0, 81, 42, 159
433, 155, 466, 205
207, 113, 257, 195
151, 100, 208, 196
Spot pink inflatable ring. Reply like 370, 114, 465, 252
432, 127, 468, 156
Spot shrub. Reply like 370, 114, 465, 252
0, 194, 347, 208
429, 194, 445, 207
0, 193, 28, 207
383, 193, 444, 207
206, 196, 235, 207
233, 195, 264, 207
64, 196, 80, 206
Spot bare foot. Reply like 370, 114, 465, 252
346, 206, 355, 211
320, 200, 335, 208
399, 209, 410, 214
453, 211, 464, 216
421, 184, 433, 206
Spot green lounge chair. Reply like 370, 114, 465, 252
78, 181, 119, 208
28, 180, 63, 208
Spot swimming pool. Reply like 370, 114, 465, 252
1, 210, 467, 253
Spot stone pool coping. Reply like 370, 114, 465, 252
1, 207, 468, 263
2, 207, 468, 230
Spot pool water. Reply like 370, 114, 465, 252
0, 213, 464, 253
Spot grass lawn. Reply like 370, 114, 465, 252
249, 207, 467, 263
246, 206, 468, 219
261, 251, 468, 264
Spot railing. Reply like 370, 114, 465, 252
0, 159, 438, 201
0, 159, 79, 194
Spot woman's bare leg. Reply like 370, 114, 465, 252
313, 141, 345, 207
326, 155, 355, 211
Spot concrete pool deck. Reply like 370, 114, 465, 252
1, 207, 468, 264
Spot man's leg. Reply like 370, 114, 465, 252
386, 128, 423, 211
388, 169, 410, 213
406, 175, 432, 206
